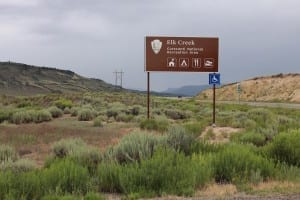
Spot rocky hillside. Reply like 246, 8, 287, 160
197, 73, 300, 103
0, 62, 121, 96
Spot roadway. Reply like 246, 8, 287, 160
197, 100, 300, 110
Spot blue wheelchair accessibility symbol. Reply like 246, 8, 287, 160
209, 73, 221, 85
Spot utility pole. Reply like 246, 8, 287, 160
113, 70, 124, 88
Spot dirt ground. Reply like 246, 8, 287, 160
200, 126, 242, 143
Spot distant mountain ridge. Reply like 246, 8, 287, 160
197, 73, 300, 103
162, 85, 210, 96
0, 61, 121, 96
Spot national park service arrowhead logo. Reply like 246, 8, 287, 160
151, 39, 162, 54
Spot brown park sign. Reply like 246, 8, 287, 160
145, 36, 218, 72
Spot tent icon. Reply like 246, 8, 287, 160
179, 58, 189, 67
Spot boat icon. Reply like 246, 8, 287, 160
204, 59, 214, 67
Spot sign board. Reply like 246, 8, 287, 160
237, 83, 242, 93
209, 73, 221, 85
145, 36, 218, 72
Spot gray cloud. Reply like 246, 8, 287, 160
0, 0, 299, 91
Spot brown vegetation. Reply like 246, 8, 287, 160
0, 116, 133, 167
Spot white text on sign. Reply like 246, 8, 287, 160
167, 40, 195, 46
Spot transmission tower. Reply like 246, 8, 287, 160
113, 70, 124, 88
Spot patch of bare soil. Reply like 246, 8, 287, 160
200, 126, 242, 143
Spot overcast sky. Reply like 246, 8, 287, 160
0, 0, 299, 91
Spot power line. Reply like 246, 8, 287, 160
113, 70, 124, 88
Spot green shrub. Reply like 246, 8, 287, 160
78, 108, 95, 121
0, 109, 13, 123
217, 111, 258, 130
70, 107, 80, 116
140, 117, 169, 132
125, 105, 143, 116
48, 106, 63, 118
247, 108, 275, 124
14, 171, 43, 199
247, 108, 278, 138
265, 130, 300, 166
52, 138, 87, 158
115, 113, 133, 122
73, 147, 102, 175
119, 147, 196, 196
97, 161, 122, 193
277, 115, 297, 132
34, 110, 52, 123
0, 145, 18, 163
231, 112, 248, 128
243, 119, 257, 129
0, 171, 10, 199
11, 110, 36, 124
191, 154, 213, 188
51, 138, 101, 174
109, 132, 165, 163
0, 146, 30, 173
106, 108, 119, 119
212, 144, 275, 183
41, 159, 90, 195
106, 102, 126, 119
232, 131, 266, 146
54, 98, 73, 110
275, 163, 300, 182
129, 105, 142, 116
152, 108, 163, 115
10, 158, 36, 173
217, 112, 235, 127
166, 126, 194, 155
0, 170, 42, 200
164, 109, 191, 120
93, 116, 103, 127
63, 107, 71, 114
17, 101, 32, 108
190, 140, 225, 154
184, 122, 207, 137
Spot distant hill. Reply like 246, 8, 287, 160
0, 61, 122, 96
162, 85, 210, 96
197, 73, 300, 103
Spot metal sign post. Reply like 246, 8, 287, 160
213, 84, 216, 125
237, 83, 241, 103
147, 72, 150, 119
209, 73, 221, 126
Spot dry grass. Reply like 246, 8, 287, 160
0, 115, 134, 167
139, 182, 300, 200
249, 181, 300, 195
196, 184, 238, 197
